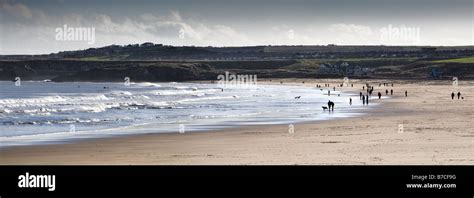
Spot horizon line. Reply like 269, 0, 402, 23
2, 44, 474, 56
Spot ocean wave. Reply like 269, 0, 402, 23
0, 81, 368, 147
135, 82, 161, 87
106, 91, 133, 96
175, 86, 189, 89
176, 95, 239, 103
0, 94, 110, 107
153, 88, 218, 96
2, 117, 135, 126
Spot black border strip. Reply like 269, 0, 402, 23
0, 165, 472, 197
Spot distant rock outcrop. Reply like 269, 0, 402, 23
53, 63, 218, 82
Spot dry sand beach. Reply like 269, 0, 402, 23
1, 79, 473, 165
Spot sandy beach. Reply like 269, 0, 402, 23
1, 79, 473, 165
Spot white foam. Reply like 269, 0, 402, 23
136, 82, 161, 87
0, 81, 371, 148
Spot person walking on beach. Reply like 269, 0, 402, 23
378, 92, 382, 99
451, 92, 455, 100
360, 92, 363, 100
366, 95, 369, 105
390, 89, 393, 95
405, 90, 408, 97
327, 100, 334, 111
457, 92, 461, 99
349, 98, 352, 106
362, 95, 366, 105
385, 89, 389, 95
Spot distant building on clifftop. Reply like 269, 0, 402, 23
140, 42, 154, 47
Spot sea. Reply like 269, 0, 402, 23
0, 81, 372, 147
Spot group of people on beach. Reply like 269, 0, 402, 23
451, 92, 463, 100
321, 81, 409, 110
361, 94, 369, 105
379, 83, 393, 87
360, 83, 375, 105
316, 79, 468, 114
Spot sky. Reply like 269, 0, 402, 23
0, 0, 473, 54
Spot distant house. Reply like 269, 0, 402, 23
430, 68, 443, 79
104, 44, 121, 49
140, 42, 154, 47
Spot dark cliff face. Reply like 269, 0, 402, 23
0, 61, 220, 82
0, 63, 37, 80
52, 63, 219, 82
0, 59, 473, 82
0, 60, 115, 81
0, 60, 313, 82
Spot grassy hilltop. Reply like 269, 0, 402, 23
1, 44, 473, 81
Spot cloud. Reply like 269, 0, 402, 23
91, 11, 250, 46
0, 1, 471, 54
0, 0, 33, 19
327, 23, 375, 44
168, 10, 182, 22
0, 7, 255, 54
328, 24, 373, 35
0, 0, 47, 20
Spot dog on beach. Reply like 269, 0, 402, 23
295, 96, 301, 99
322, 106, 328, 111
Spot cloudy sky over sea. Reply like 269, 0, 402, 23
0, 0, 473, 54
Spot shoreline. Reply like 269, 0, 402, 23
0, 102, 378, 151
1, 79, 473, 165
0, 80, 371, 148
